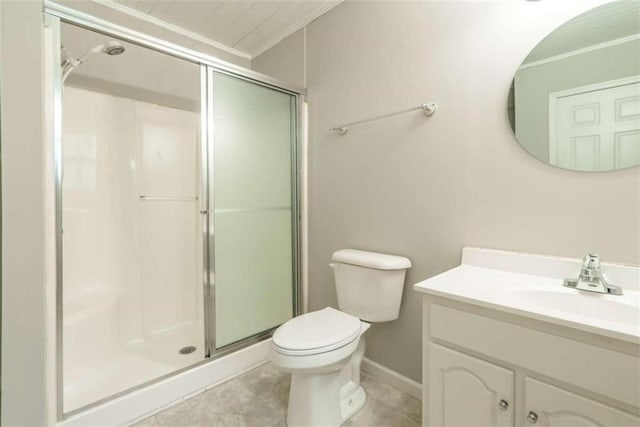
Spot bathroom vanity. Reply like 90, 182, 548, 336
414, 248, 640, 427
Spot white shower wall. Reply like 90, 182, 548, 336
62, 86, 203, 411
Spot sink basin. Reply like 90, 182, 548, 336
511, 288, 640, 328
414, 248, 640, 343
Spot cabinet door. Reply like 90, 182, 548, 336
524, 378, 640, 426
429, 344, 514, 427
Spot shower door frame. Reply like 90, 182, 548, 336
45, 1, 305, 421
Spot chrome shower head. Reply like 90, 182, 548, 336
61, 40, 126, 83
101, 41, 125, 56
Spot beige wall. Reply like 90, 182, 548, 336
515, 40, 640, 162
251, 29, 306, 89
1, 1, 50, 424
254, 0, 640, 383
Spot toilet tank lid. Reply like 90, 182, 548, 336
331, 249, 411, 270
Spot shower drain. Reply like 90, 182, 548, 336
179, 346, 197, 355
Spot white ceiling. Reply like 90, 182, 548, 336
103, 0, 342, 59
523, 0, 640, 64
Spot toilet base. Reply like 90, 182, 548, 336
340, 382, 366, 422
285, 337, 367, 427
286, 375, 366, 427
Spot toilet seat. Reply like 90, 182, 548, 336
273, 307, 361, 356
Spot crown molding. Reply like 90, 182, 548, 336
519, 33, 640, 70
89, 0, 252, 60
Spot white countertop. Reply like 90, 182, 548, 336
414, 248, 640, 344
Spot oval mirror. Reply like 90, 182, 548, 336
509, 1, 640, 172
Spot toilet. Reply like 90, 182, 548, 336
270, 249, 411, 427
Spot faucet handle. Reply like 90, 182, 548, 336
582, 254, 600, 270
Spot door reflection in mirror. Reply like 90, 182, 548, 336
510, 1, 640, 172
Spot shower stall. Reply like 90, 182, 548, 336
44, 2, 303, 419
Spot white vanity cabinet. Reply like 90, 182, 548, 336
422, 301, 640, 427
414, 248, 640, 427
429, 344, 514, 426
525, 378, 640, 427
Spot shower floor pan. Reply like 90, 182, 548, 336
64, 322, 203, 413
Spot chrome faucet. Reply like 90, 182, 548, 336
563, 254, 623, 295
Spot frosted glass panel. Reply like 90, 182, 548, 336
215, 211, 293, 346
212, 73, 293, 209
213, 72, 295, 347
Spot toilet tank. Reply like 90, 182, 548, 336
331, 249, 411, 322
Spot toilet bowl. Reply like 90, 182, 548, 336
271, 249, 411, 427
271, 307, 370, 426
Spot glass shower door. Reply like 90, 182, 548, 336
51, 9, 302, 416
211, 72, 297, 348
60, 22, 205, 413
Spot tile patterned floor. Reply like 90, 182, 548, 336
131, 362, 421, 427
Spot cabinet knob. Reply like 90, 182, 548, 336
498, 399, 509, 411
527, 411, 538, 424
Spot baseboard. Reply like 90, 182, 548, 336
361, 357, 422, 400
